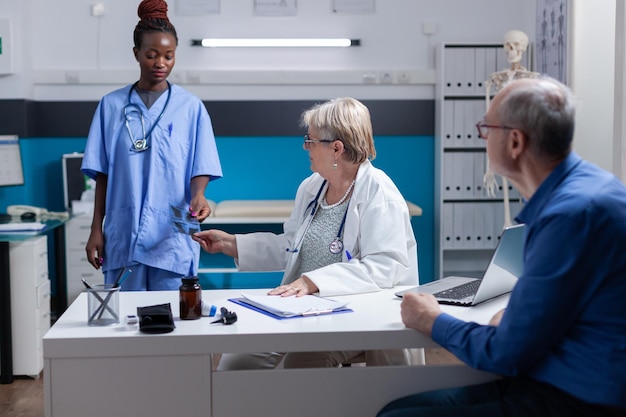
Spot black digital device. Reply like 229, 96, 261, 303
20, 212, 36, 221
212, 307, 238, 325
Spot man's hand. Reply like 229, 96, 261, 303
400, 292, 442, 337
489, 309, 506, 326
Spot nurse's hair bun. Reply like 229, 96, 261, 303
138, 0, 169, 21
134, 0, 177, 48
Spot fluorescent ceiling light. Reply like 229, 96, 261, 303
191, 38, 360, 48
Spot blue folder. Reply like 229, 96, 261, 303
228, 297, 353, 320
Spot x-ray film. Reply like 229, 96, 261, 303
170, 205, 201, 235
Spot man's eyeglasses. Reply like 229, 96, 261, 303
303, 134, 334, 148
475, 122, 516, 139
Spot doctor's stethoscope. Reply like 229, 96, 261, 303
287, 180, 350, 255
124, 81, 172, 152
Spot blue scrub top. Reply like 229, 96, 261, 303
81, 83, 222, 275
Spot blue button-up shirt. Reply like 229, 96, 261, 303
433, 152, 626, 407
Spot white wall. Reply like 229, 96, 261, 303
614, 0, 626, 182
0, 0, 620, 174
0, 0, 535, 101
0, 0, 34, 99
570, 0, 616, 172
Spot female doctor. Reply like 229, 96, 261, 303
193, 97, 419, 369
81, 0, 222, 290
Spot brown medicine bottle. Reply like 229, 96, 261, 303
179, 276, 202, 320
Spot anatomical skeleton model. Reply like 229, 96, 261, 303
484, 30, 539, 228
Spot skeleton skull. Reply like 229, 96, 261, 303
503, 30, 529, 64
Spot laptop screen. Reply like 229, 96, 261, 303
491, 223, 525, 278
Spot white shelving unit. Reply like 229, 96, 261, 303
7, 235, 50, 377
435, 43, 529, 279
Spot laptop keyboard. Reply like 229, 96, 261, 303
434, 279, 481, 300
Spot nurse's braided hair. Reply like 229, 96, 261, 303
133, 0, 178, 49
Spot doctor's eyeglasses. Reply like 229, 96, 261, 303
475, 122, 515, 140
303, 134, 334, 149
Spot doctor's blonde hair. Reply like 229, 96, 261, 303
301, 97, 376, 164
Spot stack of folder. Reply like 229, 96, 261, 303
0, 222, 47, 234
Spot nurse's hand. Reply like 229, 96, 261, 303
192, 229, 238, 258
86, 229, 105, 270
189, 195, 211, 222
268, 276, 318, 297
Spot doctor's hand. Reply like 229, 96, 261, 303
400, 292, 442, 337
192, 229, 238, 258
268, 276, 318, 297
189, 195, 211, 223
85, 229, 105, 270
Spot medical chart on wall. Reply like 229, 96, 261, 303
254, 0, 297, 16
332, 0, 375, 14
0, 135, 24, 186
536, 0, 568, 83
176, 0, 220, 15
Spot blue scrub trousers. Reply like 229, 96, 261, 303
105, 264, 185, 291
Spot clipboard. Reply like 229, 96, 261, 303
228, 293, 353, 320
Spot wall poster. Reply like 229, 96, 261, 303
536, 0, 568, 84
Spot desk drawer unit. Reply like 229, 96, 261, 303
6, 235, 50, 377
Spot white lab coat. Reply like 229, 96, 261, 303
236, 160, 419, 296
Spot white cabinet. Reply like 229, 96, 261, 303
435, 43, 529, 278
8, 235, 50, 377
65, 214, 104, 304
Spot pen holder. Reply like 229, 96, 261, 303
87, 284, 120, 326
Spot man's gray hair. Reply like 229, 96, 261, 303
497, 77, 576, 160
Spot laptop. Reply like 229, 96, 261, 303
396, 223, 525, 306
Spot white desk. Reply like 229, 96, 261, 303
44, 287, 507, 417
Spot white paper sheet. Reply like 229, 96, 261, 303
240, 293, 349, 317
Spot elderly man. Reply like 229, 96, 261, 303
378, 77, 626, 417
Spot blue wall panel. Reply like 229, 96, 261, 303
0, 135, 434, 290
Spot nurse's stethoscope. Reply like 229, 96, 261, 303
288, 180, 350, 255
124, 81, 172, 152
